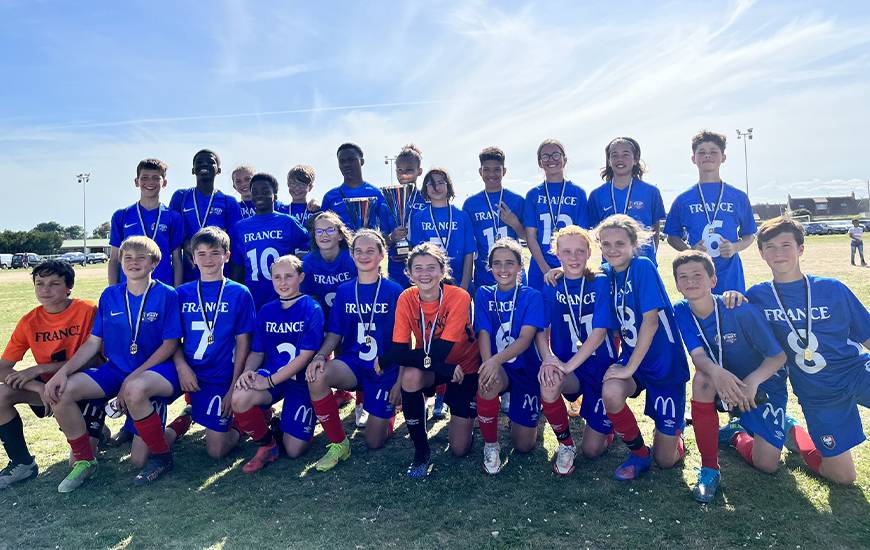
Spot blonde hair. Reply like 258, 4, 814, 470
231, 165, 256, 179
536, 138, 566, 160
271, 254, 303, 275
551, 225, 597, 280
120, 236, 161, 264
594, 214, 652, 253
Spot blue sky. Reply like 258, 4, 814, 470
2, 0, 870, 230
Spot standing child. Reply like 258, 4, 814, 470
232, 255, 325, 471
848, 218, 866, 266
474, 238, 547, 474
278, 165, 321, 236
321, 143, 388, 231
524, 139, 589, 289
109, 158, 184, 287
175, 228, 255, 459
384, 144, 428, 289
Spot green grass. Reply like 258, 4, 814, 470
1, 237, 869, 549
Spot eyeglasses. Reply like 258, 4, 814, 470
539, 152, 563, 162
314, 227, 337, 236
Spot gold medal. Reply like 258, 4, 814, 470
423, 355, 432, 369
804, 348, 813, 362
207, 333, 214, 345
365, 335, 372, 346
129, 342, 138, 355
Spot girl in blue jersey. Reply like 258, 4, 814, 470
174, 228, 256, 460
538, 226, 616, 476
408, 169, 476, 291
523, 139, 589, 289
586, 138, 665, 263
305, 230, 403, 472
474, 238, 547, 475
572, 214, 688, 481
231, 255, 325, 472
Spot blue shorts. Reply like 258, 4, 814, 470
632, 376, 686, 436
122, 397, 172, 435
83, 361, 180, 400
503, 365, 541, 428
255, 368, 315, 441
336, 354, 399, 419
563, 372, 612, 435
738, 390, 789, 449
799, 368, 870, 457
190, 378, 233, 432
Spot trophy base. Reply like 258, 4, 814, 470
394, 241, 410, 258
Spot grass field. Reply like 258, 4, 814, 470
1, 236, 868, 549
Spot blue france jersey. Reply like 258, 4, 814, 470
408, 205, 476, 286
601, 257, 689, 384
328, 277, 403, 369
463, 189, 527, 287
177, 279, 256, 383
674, 296, 786, 398
231, 212, 310, 309
542, 274, 616, 384
109, 203, 184, 286
169, 188, 243, 241
92, 281, 182, 374
587, 180, 665, 263
240, 199, 256, 219
664, 182, 756, 293
321, 182, 388, 231
747, 276, 870, 404
252, 296, 324, 383
301, 249, 357, 317
474, 285, 546, 372
382, 187, 428, 287
523, 181, 589, 268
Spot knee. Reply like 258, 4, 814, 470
131, 454, 147, 468
754, 459, 779, 475
123, 380, 148, 404
691, 372, 713, 397
601, 386, 625, 411
512, 434, 536, 454
450, 442, 471, 458
401, 371, 424, 393
206, 445, 225, 460
540, 386, 560, 403
654, 447, 678, 469
0, 384, 15, 407
366, 435, 386, 450
231, 390, 253, 413
825, 468, 857, 486
581, 441, 606, 460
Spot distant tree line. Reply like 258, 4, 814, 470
0, 221, 110, 255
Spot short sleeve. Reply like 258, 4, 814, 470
225, 196, 243, 229
1, 316, 32, 362
168, 189, 183, 214
230, 225, 243, 267
520, 288, 547, 330
473, 286, 492, 335
541, 285, 556, 330
673, 303, 704, 354
109, 209, 125, 247
523, 189, 538, 229
843, 283, 870, 343
439, 289, 472, 343
392, 292, 414, 344
168, 211, 185, 251
327, 288, 345, 335
461, 210, 476, 255
736, 191, 757, 237
161, 289, 183, 340
92, 291, 109, 338
633, 259, 668, 315
663, 195, 684, 237
299, 302, 325, 351
251, 313, 267, 353
739, 304, 784, 358
592, 275, 617, 330
650, 186, 666, 224
586, 191, 601, 228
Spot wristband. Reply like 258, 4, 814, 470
268, 375, 275, 388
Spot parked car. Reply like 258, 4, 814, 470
0, 254, 12, 269
12, 253, 43, 268
804, 222, 830, 236
822, 220, 853, 234
59, 252, 87, 266
87, 252, 109, 264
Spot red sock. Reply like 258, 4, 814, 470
476, 395, 500, 444
436, 384, 447, 396
355, 391, 364, 405
607, 405, 649, 457
790, 425, 822, 473
388, 414, 396, 437
233, 407, 271, 443
133, 410, 170, 455
542, 399, 573, 446
691, 400, 720, 470
606, 432, 615, 448
68, 433, 95, 462
675, 428, 686, 460
184, 392, 191, 405
312, 394, 346, 443
167, 413, 192, 439
734, 432, 754, 465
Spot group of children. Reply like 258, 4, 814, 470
0, 131, 867, 506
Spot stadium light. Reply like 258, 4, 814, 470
736, 128, 753, 199
384, 155, 396, 185
76, 173, 90, 254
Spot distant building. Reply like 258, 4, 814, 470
752, 203, 786, 220
60, 239, 111, 254
787, 192, 863, 218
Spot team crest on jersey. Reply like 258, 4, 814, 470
144, 312, 159, 322
631, 200, 645, 210
722, 332, 737, 345
821, 434, 836, 450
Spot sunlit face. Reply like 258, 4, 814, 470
121, 248, 156, 281
135, 169, 167, 200
607, 142, 636, 178
538, 143, 566, 178
192, 152, 220, 178
192, 244, 229, 279
251, 180, 275, 212
759, 232, 803, 278
395, 158, 422, 186
426, 173, 450, 202
33, 273, 71, 307
313, 218, 341, 252
598, 227, 635, 270
555, 234, 590, 278
489, 248, 522, 289
232, 169, 254, 199
479, 160, 506, 188
287, 175, 313, 202
351, 235, 384, 273
338, 148, 364, 180
692, 142, 725, 174
674, 261, 716, 301
271, 262, 304, 298
409, 254, 444, 292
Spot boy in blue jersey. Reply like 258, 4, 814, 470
169, 149, 243, 282
232, 255, 325, 472
538, 227, 616, 476
524, 139, 589, 289
44, 237, 183, 491
672, 250, 807, 503
587, 138, 665, 263
664, 131, 757, 293
474, 238, 547, 474
408, 169, 475, 291
109, 158, 184, 287
384, 144, 428, 289
463, 146, 527, 290
230, 173, 309, 310
748, 216, 869, 485
321, 143, 387, 231
278, 164, 321, 234
305, 230, 404, 472
175, 228, 255, 459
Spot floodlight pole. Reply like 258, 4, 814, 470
736, 128, 753, 199
384, 156, 396, 185
76, 173, 90, 255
